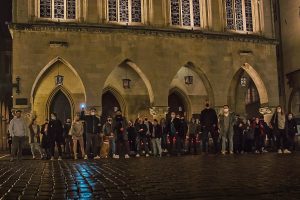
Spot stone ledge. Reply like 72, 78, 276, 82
9, 23, 278, 45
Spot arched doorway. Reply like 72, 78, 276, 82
168, 92, 186, 119
289, 88, 300, 118
102, 91, 121, 122
49, 90, 71, 123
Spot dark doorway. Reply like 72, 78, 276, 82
50, 90, 71, 123
102, 91, 121, 123
167, 92, 185, 119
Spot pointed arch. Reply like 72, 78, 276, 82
123, 59, 154, 105
30, 56, 86, 104
169, 87, 192, 118
46, 85, 75, 119
241, 63, 269, 105
102, 86, 127, 117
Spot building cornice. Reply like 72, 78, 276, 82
9, 22, 278, 45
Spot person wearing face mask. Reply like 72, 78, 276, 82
151, 119, 163, 157
48, 113, 64, 160
103, 116, 117, 158
135, 118, 149, 157
127, 120, 137, 155
252, 117, 266, 154
69, 113, 85, 160
187, 117, 199, 154
177, 116, 188, 155
41, 119, 50, 159
80, 107, 101, 159
112, 111, 130, 159
63, 118, 72, 158
28, 117, 42, 159
270, 106, 291, 154
167, 112, 181, 155
200, 103, 218, 153
144, 117, 153, 154
286, 113, 297, 151
219, 105, 236, 155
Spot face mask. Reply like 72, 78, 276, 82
288, 115, 292, 120
51, 116, 56, 120
171, 115, 175, 118
224, 108, 229, 113
91, 112, 95, 115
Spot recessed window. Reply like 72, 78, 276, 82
170, 0, 202, 28
108, 0, 142, 24
225, 0, 253, 32
39, 0, 76, 20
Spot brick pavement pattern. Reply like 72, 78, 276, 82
0, 153, 300, 200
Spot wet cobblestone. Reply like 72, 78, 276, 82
0, 153, 300, 199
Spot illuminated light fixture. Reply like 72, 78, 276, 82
184, 66, 193, 85
122, 67, 131, 89
240, 77, 247, 87
55, 64, 64, 85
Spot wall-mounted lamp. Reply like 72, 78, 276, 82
12, 76, 20, 94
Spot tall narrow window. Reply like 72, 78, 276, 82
225, 0, 254, 32
39, 0, 76, 20
108, 0, 142, 24
170, 0, 202, 28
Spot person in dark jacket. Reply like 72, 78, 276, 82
48, 113, 64, 160
177, 116, 188, 155
252, 117, 266, 153
63, 118, 72, 158
187, 117, 199, 154
286, 113, 297, 151
270, 106, 291, 154
29, 118, 42, 159
200, 103, 218, 153
160, 118, 168, 153
144, 117, 153, 153
103, 116, 117, 158
166, 112, 181, 155
41, 119, 50, 159
112, 111, 130, 159
80, 107, 101, 159
127, 120, 137, 154
151, 119, 163, 157
233, 116, 245, 154
135, 118, 149, 157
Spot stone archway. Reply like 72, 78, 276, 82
31, 57, 86, 124
228, 63, 269, 118
288, 88, 300, 118
168, 87, 191, 120
102, 87, 126, 120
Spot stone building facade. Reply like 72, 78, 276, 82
9, 0, 279, 124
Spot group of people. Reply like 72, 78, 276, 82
8, 104, 298, 161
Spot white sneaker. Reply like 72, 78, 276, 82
51, 156, 54, 161
142, 151, 145, 154
255, 150, 260, 154
58, 156, 62, 161
221, 151, 226, 155
32, 156, 36, 159
145, 154, 150, 157
136, 154, 140, 158
74, 156, 78, 160
94, 156, 101, 160
114, 155, 120, 159
112, 154, 118, 159
84, 155, 88, 160
125, 154, 130, 159
278, 149, 283, 154
283, 149, 291, 154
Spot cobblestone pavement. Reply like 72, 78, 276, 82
0, 153, 300, 200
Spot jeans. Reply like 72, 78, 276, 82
109, 137, 116, 155
221, 131, 233, 153
151, 138, 162, 156
276, 129, 287, 150
30, 143, 42, 158
188, 134, 197, 154
116, 139, 129, 155
176, 135, 184, 154
64, 135, 73, 156
201, 127, 210, 153
73, 137, 85, 158
11, 136, 26, 159
136, 137, 149, 154
85, 133, 99, 157
161, 133, 168, 150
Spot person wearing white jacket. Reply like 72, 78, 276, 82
9, 110, 28, 162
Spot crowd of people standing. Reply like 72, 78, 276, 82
8, 104, 299, 161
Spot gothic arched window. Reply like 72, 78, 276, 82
170, 0, 202, 28
225, 0, 253, 32
40, 0, 76, 20
108, 0, 142, 24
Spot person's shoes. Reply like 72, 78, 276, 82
262, 149, 268, 153
229, 151, 234, 155
94, 156, 101, 160
255, 150, 260, 154
278, 149, 283, 154
221, 151, 226, 155
115, 155, 120, 159
145, 154, 150, 157
283, 149, 291, 154
112, 154, 118, 159
136, 154, 140, 158
125, 154, 130, 159
9, 158, 14, 162
74, 156, 78, 160
51, 156, 55, 161
84, 155, 88, 160
58, 156, 62, 161
32, 156, 36, 159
